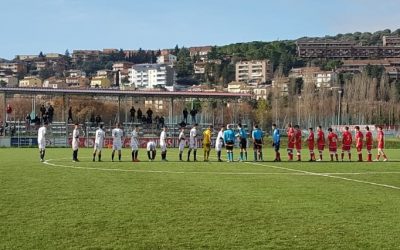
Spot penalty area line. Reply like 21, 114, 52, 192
42, 159, 309, 176
244, 161, 400, 190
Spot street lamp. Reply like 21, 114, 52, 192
338, 89, 343, 125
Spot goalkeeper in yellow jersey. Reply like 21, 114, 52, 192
202, 125, 212, 162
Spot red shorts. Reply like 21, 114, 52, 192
295, 144, 302, 150
366, 145, 372, 151
378, 143, 384, 149
308, 145, 314, 150
318, 145, 325, 151
356, 145, 362, 152
342, 145, 351, 151
329, 147, 337, 152
287, 142, 295, 149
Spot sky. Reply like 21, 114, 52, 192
1, 0, 400, 60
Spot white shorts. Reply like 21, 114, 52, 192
160, 143, 167, 152
38, 140, 46, 150
94, 142, 103, 151
189, 140, 197, 149
72, 140, 79, 151
131, 140, 139, 150
215, 142, 223, 151
113, 142, 122, 150
179, 141, 185, 151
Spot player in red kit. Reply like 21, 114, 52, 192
354, 126, 364, 162
294, 125, 302, 161
316, 125, 325, 161
327, 128, 339, 161
375, 126, 388, 161
341, 126, 352, 161
305, 127, 315, 161
286, 123, 295, 161
365, 126, 373, 162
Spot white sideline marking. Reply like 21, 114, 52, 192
244, 161, 400, 190
43, 158, 400, 190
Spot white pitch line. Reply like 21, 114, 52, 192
43, 158, 400, 190
42, 159, 308, 176
244, 161, 400, 190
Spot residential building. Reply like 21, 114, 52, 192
15, 55, 38, 61
227, 82, 253, 94
235, 60, 273, 84
272, 77, 290, 94
112, 62, 134, 75
253, 85, 272, 100
103, 48, 119, 54
385, 67, 400, 80
72, 50, 101, 63
128, 64, 176, 89
0, 76, 18, 87
383, 36, 400, 47
297, 39, 400, 59
0, 62, 27, 74
339, 59, 400, 72
289, 67, 337, 88
66, 76, 90, 88
65, 69, 86, 78
189, 46, 212, 60
19, 76, 42, 87
90, 76, 111, 88
194, 59, 222, 75
156, 54, 177, 65
34, 61, 49, 71
43, 77, 67, 88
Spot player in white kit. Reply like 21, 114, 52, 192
111, 122, 124, 162
147, 140, 156, 161
72, 123, 80, 162
178, 127, 186, 161
93, 124, 105, 162
38, 122, 48, 162
215, 126, 224, 162
131, 125, 140, 162
160, 127, 168, 161
187, 123, 198, 161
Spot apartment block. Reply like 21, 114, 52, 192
235, 60, 272, 84
128, 64, 176, 89
297, 38, 400, 59
383, 36, 400, 47
0, 62, 27, 74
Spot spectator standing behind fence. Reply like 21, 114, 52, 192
6, 104, 12, 121
40, 105, 46, 119
190, 108, 197, 123
47, 104, 54, 123
68, 107, 73, 123
183, 108, 188, 123
130, 106, 136, 122
146, 108, 153, 122
95, 114, 102, 126
137, 108, 142, 122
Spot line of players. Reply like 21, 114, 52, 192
37, 122, 388, 163
285, 124, 388, 162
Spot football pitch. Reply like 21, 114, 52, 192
1, 147, 400, 249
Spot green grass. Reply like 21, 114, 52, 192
1, 147, 400, 249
